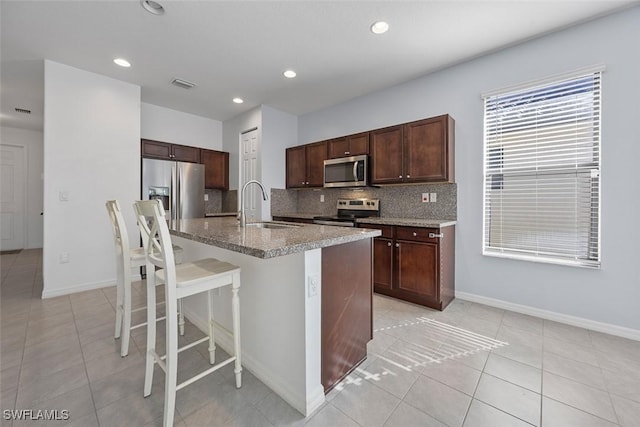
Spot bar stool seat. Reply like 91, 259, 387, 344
133, 199, 242, 427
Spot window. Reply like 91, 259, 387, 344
483, 69, 602, 268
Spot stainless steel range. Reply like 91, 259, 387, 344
313, 198, 380, 227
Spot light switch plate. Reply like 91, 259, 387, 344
430, 192, 437, 203
320, 194, 325, 202
307, 275, 319, 298
204, 194, 209, 201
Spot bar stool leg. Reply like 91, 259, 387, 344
178, 299, 185, 336
231, 273, 242, 388
121, 266, 132, 357
207, 290, 216, 364
143, 268, 157, 397
164, 296, 179, 427
114, 259, 124, 340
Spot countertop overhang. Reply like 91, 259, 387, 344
169, 217, 381, 259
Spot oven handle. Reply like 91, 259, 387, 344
313, 219, 356, 227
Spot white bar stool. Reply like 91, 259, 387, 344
133, 200, 242, 427
105, 200, 184, 357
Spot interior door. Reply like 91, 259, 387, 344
0, 145, 26, 251
241, 129, 260, 222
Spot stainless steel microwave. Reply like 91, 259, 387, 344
324, 155, 368, 188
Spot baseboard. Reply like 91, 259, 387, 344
456, 291, 640, 341
41, 274, 142, 298
183, 306, 323, 416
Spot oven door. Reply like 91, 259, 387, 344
324, 155, 368, 188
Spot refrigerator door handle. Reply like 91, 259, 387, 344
171, 164, 178, 221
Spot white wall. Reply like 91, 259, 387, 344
42, 60, 140, 297
260, 105, 298, 219
141, 103, 223, 150
223, 106, 262, 197
1, 126, 44, 249
299, 8, 640, 332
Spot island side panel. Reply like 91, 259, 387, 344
321, 238, 373, 392
173, 236, 324, 416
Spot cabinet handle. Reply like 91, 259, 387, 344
301, 181, 305, 184
407, 175, 410, 178
306, 181, 309, 185
344, 151, 349, 155
398, 175, 403, 178
429, 232, 444, 238
412, 232, 417, 236
395, 243, 400, 248
387, 242, 392, 247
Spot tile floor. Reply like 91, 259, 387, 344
2, 249, 640, 426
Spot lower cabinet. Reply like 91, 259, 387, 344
321, 239, 372, 393
360, 223, 455, 310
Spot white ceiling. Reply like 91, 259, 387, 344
1, 0, 637, 131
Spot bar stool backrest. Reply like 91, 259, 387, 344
106, 200, 130, 270
133, 200, 177, 288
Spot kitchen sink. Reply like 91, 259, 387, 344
245, 222, 302, 230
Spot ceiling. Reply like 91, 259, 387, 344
1, 1, 637, 131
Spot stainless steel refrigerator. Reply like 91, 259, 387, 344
141, 158, 205, 220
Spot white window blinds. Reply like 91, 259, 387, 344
483, 70, 601, 268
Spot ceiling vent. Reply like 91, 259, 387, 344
15, 107, 31, 114
171, 78, 196, 89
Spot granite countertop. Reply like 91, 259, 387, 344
169, 217, 381, 259
272, 212, 456, 228
356, 217, 456, 228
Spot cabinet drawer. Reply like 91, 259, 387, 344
359, 223, 393, 238
396, 226, 441, 243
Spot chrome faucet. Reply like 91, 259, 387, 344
239, 180, 268, 227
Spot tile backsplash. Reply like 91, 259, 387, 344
204, 189, 238, 214
271, 183, 456, 220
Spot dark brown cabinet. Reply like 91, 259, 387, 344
360, 223, 455, 310
141, 139, 201, 163
201, 149, 229, 190
321, 239, 372, 392
370, 115, 455, 184
327, 132, 369, 159
285, 141, 327, 188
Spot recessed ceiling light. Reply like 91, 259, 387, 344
283, 70, 297, 79
113, 58, 131, 68
233, 98, 244, 104
370, 21, 389, 35
141, 0, 165, 15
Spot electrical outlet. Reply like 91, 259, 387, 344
421, 193, 429, 203
204, 194, 209, 201
320, 194, 325, 202
430, 192, 437, 203
59, 191, 69, 201
59, 252, 69, 263
307, 274, 319, 298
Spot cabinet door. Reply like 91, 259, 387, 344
404, 115, 451, 182
373, 237, 394, 292
347, 132, 370, 156
306, 141, 328, 187
370, 126, 403, 184
396, 240, 439, 300
141, 139, 171, 160
171, 144, 201, 163
286, 146, 307, 188
201, 149, 229, 190
327, 137, 349, 159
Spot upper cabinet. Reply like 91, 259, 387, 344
201, 149, 229, 190
286, 141, 327, 188
327, 132, 369, 159
141, 139, 201, 163
371, 115, 455, 184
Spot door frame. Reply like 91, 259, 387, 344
0, 143, 28, 251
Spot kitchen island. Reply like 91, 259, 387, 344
167, 217, 380, 416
